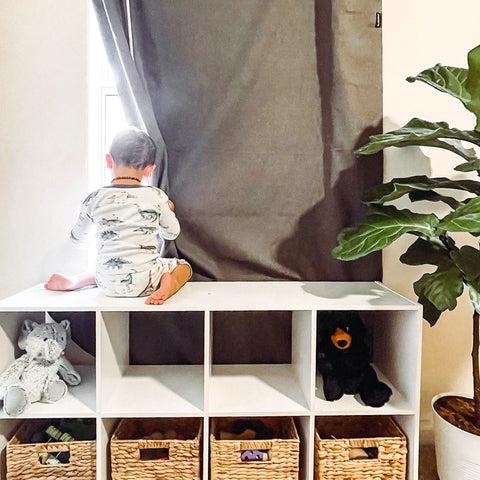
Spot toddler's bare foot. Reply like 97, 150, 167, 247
44, 273, 96, 291
146, 273, 178, 305
146, 264, 191, 305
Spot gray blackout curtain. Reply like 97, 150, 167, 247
92, 0, 383, 363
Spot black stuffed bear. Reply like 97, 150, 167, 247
317, 312, 392, 408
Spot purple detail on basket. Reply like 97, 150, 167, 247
241, 450, 266, 461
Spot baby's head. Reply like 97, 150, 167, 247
107, 126, 157, 178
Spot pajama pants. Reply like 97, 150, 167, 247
96, 258, 190, 297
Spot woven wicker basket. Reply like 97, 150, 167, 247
211, 417, 300, 480
315, 416, 407, 480
7, 420, 96, 480
111, 418, 202, 480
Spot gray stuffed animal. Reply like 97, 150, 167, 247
0, 319, 81, 416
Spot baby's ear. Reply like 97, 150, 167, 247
143, 164, 156, 178
22, 319, 39, 335
105, 153, 114, 169
60, 320, 72, 339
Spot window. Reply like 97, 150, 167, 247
88, 4, 128, 191
87, 5, 128, 266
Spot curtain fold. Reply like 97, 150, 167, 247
92, 0, 169, 192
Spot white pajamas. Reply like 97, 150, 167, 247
71, 185, 189, 297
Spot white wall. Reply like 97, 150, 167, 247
382, 0, 480, 442
0, 0, 89, 298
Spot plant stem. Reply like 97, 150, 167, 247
474, 311, 480, 428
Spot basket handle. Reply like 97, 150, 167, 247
348, 444, 380, 461
35, 443, 71, 466
137, 442, 177, 462
237, 440, 273, 463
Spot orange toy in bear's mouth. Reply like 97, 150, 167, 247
331, 328, 352, 350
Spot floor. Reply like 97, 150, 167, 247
419, 445, 439, 480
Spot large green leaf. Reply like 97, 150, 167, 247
439, 196, 480, 232
355, 119, 480, 159
451, 245, 480, 291
333, 205, 439, 261
407, 45, 480, 131
455, 159, 480, 172
400, 238, 451, 266
364, 175, 480, 204
399, 238, 457, 325
405, 239, 464, 314
413, 264, 464, 311
408, 190, 460, 210
451, 240, 480, 312
467, 45, 480, 131
407, 64, 470, 105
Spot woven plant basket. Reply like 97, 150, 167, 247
315, 416, 407, 480
211, 417, 300, 480
7, 420, 96, 480
111, 418, 202, 480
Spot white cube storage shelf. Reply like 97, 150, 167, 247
0, 281, 422, 480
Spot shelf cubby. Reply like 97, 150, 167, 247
99, 311, 205, 417
208, 310, 314, 416
0, 311, 96, 419
314, 310, 420, 417
0, 417, 97, 479
210, 415, 312, 480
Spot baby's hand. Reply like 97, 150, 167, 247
168, 200, 175, 211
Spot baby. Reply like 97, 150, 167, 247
45, 127, 192, 305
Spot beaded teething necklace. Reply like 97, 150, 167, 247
111, 176, 142, 184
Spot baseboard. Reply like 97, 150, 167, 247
420, 416, 435, 445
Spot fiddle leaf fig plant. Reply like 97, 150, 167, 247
333, 45, 480, 429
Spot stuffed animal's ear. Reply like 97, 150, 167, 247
60, 320, 72, 339
350, 314, 367, 335
18, 319, 39, 350
22, 319, 39, 335
317, 313, 337, 337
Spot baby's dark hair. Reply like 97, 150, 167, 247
110, 126, 156, 169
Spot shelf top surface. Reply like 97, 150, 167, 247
0, 281, 419, 312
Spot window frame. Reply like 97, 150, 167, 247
88, 4, 127, 191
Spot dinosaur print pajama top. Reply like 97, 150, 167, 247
71, 185, 190, 297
